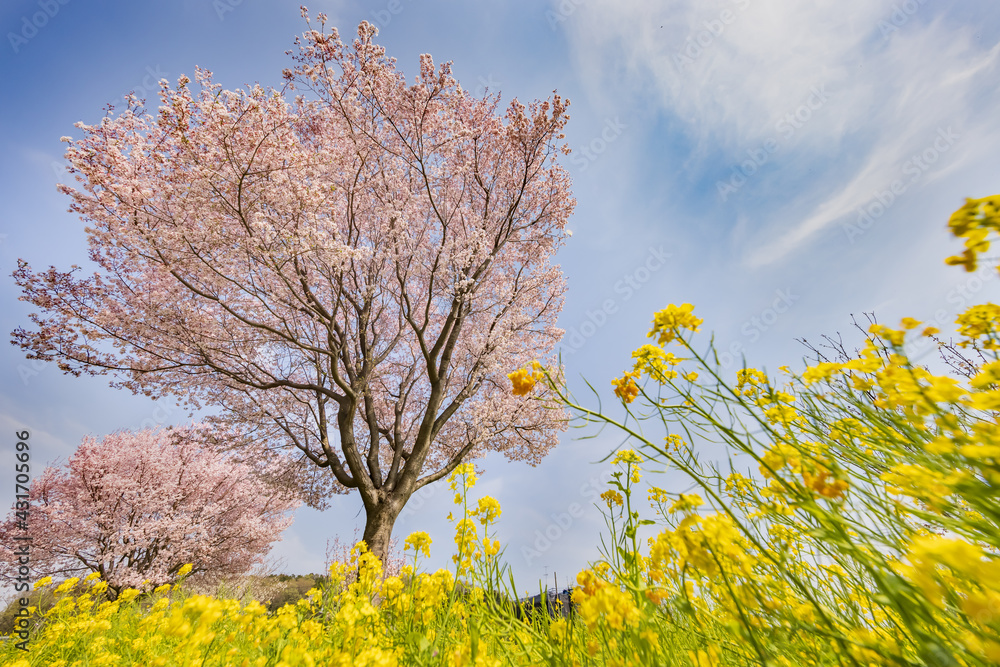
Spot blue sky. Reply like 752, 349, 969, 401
2, 0, 1000, 596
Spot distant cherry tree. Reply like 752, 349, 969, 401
11, 11, 573, 565
0, 426, 298, 597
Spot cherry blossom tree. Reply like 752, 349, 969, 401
11, 11, 574, 564
0, 426, 298, 597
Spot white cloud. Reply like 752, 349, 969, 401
569, 0, 883, 143
563, 0, 1000, 265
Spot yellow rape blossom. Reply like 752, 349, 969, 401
448, 463, 477, 491
55, 577, 80, 595
648, 486, 671, 504
664, 433, 687, 453
612, 370, 641, 403
600, 489, 624, 508
956, 303, 1000, 347
970, 360, 1000, 389
648, 303, 703, 345
611, 449, 642, 466
802, 469, 849, 500
404, 531, 432, 558
631, 344, 683, 381
572, 569, 642, 631
668, 493, 703, 514
869, 323, 906, 347
945, 194, 1000, 271
118, 588, 141, 603
507, 361, 544, 396
736, 368, 768, 397
473, 496, 502, 525
802, 361, 843, 384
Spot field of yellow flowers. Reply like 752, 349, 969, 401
2, 195, 999, 667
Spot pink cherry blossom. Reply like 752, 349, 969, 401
12, 12, 574, 564
0, 426, 298, 597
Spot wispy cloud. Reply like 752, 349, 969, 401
563, 0, 1000, 265
747, 35, 1000, 266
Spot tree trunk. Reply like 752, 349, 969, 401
360, 496, 404, 572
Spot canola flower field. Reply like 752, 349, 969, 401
1, 196, 999, 666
